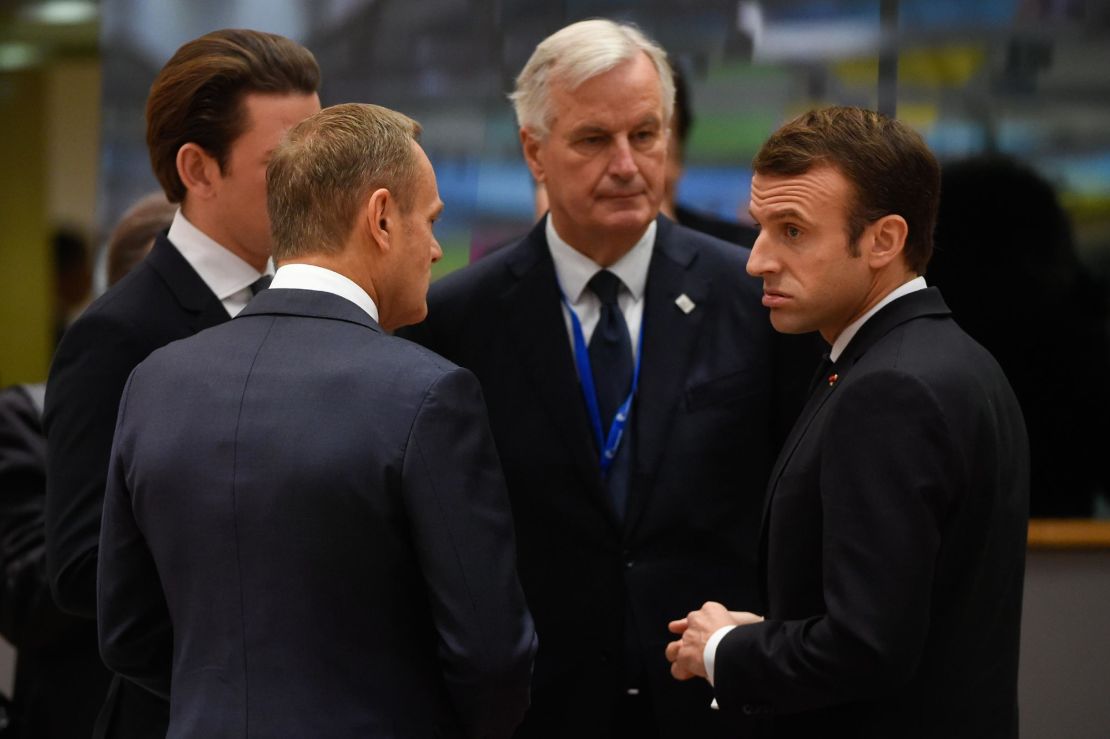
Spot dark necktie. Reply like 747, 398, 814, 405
587, 270, 633, 434
249, 274, 272, 295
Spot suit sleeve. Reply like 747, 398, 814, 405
713, 370, 957, 714
96, 371, 173, 700
44, 310, 148, 617
401, 366, 537, 739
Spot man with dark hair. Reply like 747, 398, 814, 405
97, 102, 535, 738
667, 107, 1029, 738
44, 28, 319, 737
403, 18, 812, 739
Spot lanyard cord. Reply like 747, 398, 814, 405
560, 291, 644, 476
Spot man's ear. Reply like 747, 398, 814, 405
865, 213, 908, 269
366, 187, 393, 253
520, 128, 546, 183
176, 143, 221, 200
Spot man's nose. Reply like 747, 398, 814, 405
746, 231, 773, 277
608, 137, 638, 179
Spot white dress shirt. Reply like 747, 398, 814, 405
268, 263, 380, 322
702, 274, 930, 692
167, 210, 273, 317
546, 215, 655, 364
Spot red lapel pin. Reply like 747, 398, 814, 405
827, 373, 839, 387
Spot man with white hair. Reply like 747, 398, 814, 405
404, 18, 810, 739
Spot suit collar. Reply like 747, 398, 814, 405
238, 287, 383, 333
623, 216, 710, 532
502, 223, 606, 507
145, 233, 230, 331
836, 287, 950, 371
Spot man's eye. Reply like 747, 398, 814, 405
785, 225, 801, 239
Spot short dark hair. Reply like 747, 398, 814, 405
267, 103, 423, 261
145, 28, 320, 203
753, 106, 940, 274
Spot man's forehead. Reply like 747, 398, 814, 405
750, 167, 847, 214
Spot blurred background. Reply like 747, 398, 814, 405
1, 1, 1110, 733
4, 2, 1110, 512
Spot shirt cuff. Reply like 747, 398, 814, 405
704, 624, 737, 687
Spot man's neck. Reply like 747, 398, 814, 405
180, 202, 267, 272
548, 213, 651, 268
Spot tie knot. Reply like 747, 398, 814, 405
587, 270, 622, 306
249, 274, 272, 295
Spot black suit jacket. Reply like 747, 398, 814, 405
403, 216, 813, 738
714, 288, 1029, 738
44, 233, 229, 737
0, 384, 112, 738
97, 288, 536, 738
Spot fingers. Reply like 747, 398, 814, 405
667, 617, 688, 634
665, 638, 696, 680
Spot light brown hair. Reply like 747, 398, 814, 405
145, 28, 320, 203
267, 103, 423, 260
753, 106, 940, 274
106, 192, 176, 285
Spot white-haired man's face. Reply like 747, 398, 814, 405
522, 52, 666, 261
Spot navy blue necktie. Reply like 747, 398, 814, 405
587, 270, 633, 435
249, 274, 272, 295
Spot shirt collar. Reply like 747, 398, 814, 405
830, 275, 927, 362
167, 209, 272, 300
269, 263, 380, 322
545, 215, 655, 301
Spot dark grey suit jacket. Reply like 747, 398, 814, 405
97, 288, 536, 739
714, 288, 1029, 738
45, 233, 229, 737
403, 216, 815, 738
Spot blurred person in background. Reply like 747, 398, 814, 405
0, 192, 175, 738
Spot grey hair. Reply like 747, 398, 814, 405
267, 103, 422, 261
510, 18, 675, 139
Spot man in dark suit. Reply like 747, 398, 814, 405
402, 19, 810, 739
97, 102, 536, 738
44, 29, 320, 737
667, 107, 1029, 738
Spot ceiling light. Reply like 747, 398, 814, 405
18, 1, 99, 25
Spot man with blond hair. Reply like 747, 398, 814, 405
97, 103, 536, 738
404, 18, 810, 739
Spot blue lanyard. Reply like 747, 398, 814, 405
560, 292, 644, 476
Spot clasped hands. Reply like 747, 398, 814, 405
665, 601, 764, 681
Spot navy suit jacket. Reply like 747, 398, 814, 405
714, 288, 1029, 738
45, 233, 229, 737
403, 216, 815, 738
97, 288, 536, 739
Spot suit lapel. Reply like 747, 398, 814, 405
145, 233, 230, 332
624, 218, 711, 534
755, 286, 954, 594
500, 224, 609, 515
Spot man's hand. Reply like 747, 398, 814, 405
665, 601, 764, 681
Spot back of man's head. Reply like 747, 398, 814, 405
267, 103, 423, 261
753, 106, 940, 274
510, 18, 675, 140
146, 28, 320, 204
